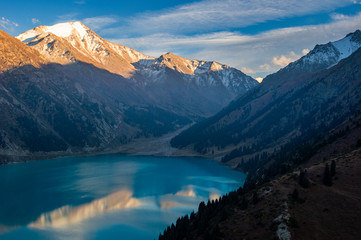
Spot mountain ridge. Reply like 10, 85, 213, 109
171, 30, 361, 165
16, 21, 257, 94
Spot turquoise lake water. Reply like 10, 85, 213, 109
0, 154, 246, 240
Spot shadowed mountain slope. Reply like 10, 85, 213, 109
171, 30, 361, 167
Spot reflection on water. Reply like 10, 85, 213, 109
0, 154, 246, 240
209, 193, 221, 201
175, 185, 196, 197
160, 201, 180, 209
29, 189, 141, 229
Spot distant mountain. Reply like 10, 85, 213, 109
264, 29, 361, 84
16, 21, 258, 118
134, 52, 256, 117
171, 30, 361, 168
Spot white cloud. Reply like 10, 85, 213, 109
117, 0, 352, 35
241, 67, 255, 74
32, 18, 40, 24
0, 17, 19, 33
272, 51, 300, 67
83, 16, 118, 31
330, 13, 347, 20
109, 11, 361, 78
255, 77, 263, 83
259, 63, 272, 70
302, 48, 310, 55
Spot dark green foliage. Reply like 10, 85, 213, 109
123, 106, 191, 137
289, 216, 299, 228
357, 139, 361, 148
252, 191, 259, 205
16, 117, 67, 152
159, 186, 246, 239
291, 188, 299, 200
299, 169, 310, 188
331, 160, 336, 176
323, 163, 332, 186
240, 196, 248, 210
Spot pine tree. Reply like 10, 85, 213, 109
240, 196, 248, 210
299, 169, 310, 188
323, 163, 332, 186
292, 188, 299, 200
252, 191, 259, 204
331, 160, 336, 176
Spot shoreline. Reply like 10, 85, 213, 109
0, 128, 241, 173
0, 127, 205, 164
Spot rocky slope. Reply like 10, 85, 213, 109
171, 30, 361, 166
0, 30, 47, 71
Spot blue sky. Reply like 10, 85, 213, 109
1, 0, 361, 79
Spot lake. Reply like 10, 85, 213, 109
0, 154, 246, 240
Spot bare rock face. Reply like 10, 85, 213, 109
0, 30, 47, 72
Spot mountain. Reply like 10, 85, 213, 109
0, 30, 189, 162
0, 30, 47, 71
161, 31, 361, 239
265, 29, 361, 83
16, 21, 154, 77
0, 22, 257, 162
171, 30, 361, 167
16, 22, 258, 118
133, 52, 256, 117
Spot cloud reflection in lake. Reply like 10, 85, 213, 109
29, 189, 140, 229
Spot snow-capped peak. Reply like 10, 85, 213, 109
277, 29, 361, 75
46, 21, 88, 39
332, 29, 361, 60
17, 21, 89, 43
16, 21, 155, 77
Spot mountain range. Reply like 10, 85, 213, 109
16, 22, 257, 117
0, 22, 257, 162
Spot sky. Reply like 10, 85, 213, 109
1, 0, 361, 79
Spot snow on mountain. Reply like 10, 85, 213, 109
332, 30, 361, 60
283, 29, 361, 74
16, 22, 257, 92
136, 52, 258, 93
16, 22, 154, 77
